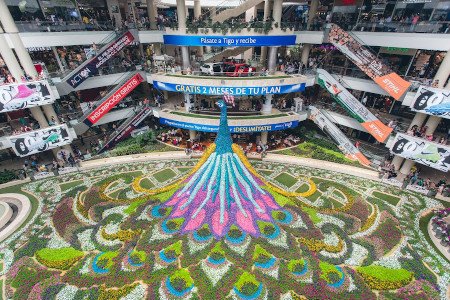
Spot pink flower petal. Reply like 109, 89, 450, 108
212, 210, 228, 237
183, 209, 206, 231
171, 198, 189, 217
262, 194, 280, 209
236, 209, 258, 235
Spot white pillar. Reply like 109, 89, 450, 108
29, 107, 49, 128
176, 0, 187, 31
262, 94, 273, 114
193, 0, 203, 56
433, 50, 450, 88
189, 130, 196, 141
146, 0, 157, 30
307, 0, 319, 30
184, 94, 192, 112
267, 47, 278, 74
0, 28, 24, 79
272, 0, 283, 25
52, 46, 64, 73
260, 0, 272, 64
425, 115, 441, 135
260, 131, 268, 144
301, 44, 312, 66
399, 159, 415, 176
391, 155, 404, 171
410, 112, 427, 128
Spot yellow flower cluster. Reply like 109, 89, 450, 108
360, 205, 378, 232
101, 228, 142, 242
290, 291, 308, 300
299, 237, 344, 253
357, 271, 413, 290
232, 144, 317, 198
132, 144, 217, 195
98, 283, 139, 300
35, 254, 83, 270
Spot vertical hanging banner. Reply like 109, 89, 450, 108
309, 106, 371, 166
9, 124, 72, 157
84, 73, 144, 126
328, 24, 411, 100
316, 69, 393, 143
0, 80, 55, 112
410, 86, 450, 119
390, 133, 450, 172
66, 30, 135, 88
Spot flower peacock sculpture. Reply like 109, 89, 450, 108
163, 99, 281, 239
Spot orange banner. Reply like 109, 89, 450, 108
374, 73, 411, 101
361, 120, 393, 143
345, 152, 371, 166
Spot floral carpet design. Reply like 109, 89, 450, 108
0, 103, 449, 299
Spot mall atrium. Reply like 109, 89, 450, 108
0, 0, 449, 299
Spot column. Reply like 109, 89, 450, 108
267, 47, 278, 74
399, 159, 415, 176
146, 0, 157, 30
184, 94, 192, 112
176, 0, 190, 69
260, 131, 268, 145
189, 130, 196, 141
193, 0, 203, 56
29, 107, 48, 128
267, 0, 282, 73
301, 44, 311, 66
153, 43, 162, 56
52, 46, 65, 73
307, 0, 319, 30
425, 115, 441, 135
272, 0, 282, 26
433, 50, 450, 89
262, 94, 273, 115
391, 155, 404, 171
0, 28, 24, 79
260, 0, 272, 64
243, 7, 256, 61
41, 105, 57, 124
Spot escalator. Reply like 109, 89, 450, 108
98, 105, 153, 153
316, 68, 393, 143
309, 106, 371, 166
73, 71, 145, 135
326, 24, 411, 100
57, 29, 139, 94
212, 0, 265, 23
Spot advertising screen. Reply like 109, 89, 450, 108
410, 86, 450, 119
0, 80, 55, 113
328, 24, 410, 100
163, 35, 297, 47
390, 133, 450, 172
9, 124, 73, 157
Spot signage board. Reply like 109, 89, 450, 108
390, 133, 450, 172
159, 118, 298, 133
406, 184, 429, 195
328, 24, 410, 100
34, 172, 55, 180
153, 81, 305, 95
0, 80, 55, 113
316, 69, 393, 142
381, 178, 403, 188
85, 73, 144, 126
309, 106, 370, 165
9, 124, 73, 157
410, 86, 450, 119
67, 31, 135, 88
58, 167, 78, 175
163, 35, 296, 47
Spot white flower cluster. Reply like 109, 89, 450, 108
95, 224, 121, 246
79, 256, 92, 275
200, 259, 232, 286
149, 224, 172, 242
374, 237, 407, 269
120, 283, 146, 300
187, 237, 213, 254
224, 236, 251, 256
77, 229, 96, 251
136, 206, 152, 221
71, 195, 96, 226
323, 232, 340, 247
266, 230, 289, 249
102, 206, 127, 218
320, 239, 347, 259
125, 190, 143, 199
347, 273, 357, 292
344, 243, 368, 266
56, 285, 78, 300
0, 248, 13, 276
47, 231, 71, 249
316, 213, 346, 229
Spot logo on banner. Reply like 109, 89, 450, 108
163, 35, 297, 47
9, 124, 72, 157
410, 86, 450, 119
0, 81, 54, 113
85, 73, 144, 125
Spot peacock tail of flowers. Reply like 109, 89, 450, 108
162, 100, 282, 239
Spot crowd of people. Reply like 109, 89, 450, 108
406, 124, 449, 145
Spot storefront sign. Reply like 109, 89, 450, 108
159, 118, 298, 133
0, 80, 55, 113
328, 24, 410, 100
406, 184, 429, 195
316, 69, 392, 143
66, 31, 135, 88
85, 73, 144, 126
410, 86, 450, 119
163, 35, 296, 47
153, 81, 305, 95
382, 178, 403, 188
390, 133, 450, 172
99, 106, 152, 153
58, 167, 78, 175
34, 172, 55, 180
9, 124, 73, 157
309, 106, 370, 165
131, 126, 150, 137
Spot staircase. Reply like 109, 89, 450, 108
204, 47, 251, 63
309, 106, 371, 166
316, 68, 393, 143
73, 71, 145, 135
212, 0, 265, 23
326, 23, 410, 100
57, 29, 138, 94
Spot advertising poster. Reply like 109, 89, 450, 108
0, 80, 55, 113
163, 35, 296, 47
328, 24, 410, 100
410, 86, 450, 119
309, 106, 370, 165
66, 30, 135, 88
85, 73, 144, 126
9, 124, 73, 157
390, 133, 450, 172
159, 118, 298, 133
99, 106, 152, 153
153, 81, 305, 95
316, 69, 392, 143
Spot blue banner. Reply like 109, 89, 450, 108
163, 35, 296, 47
159, 118, 299, 133
153, 81, 305, 95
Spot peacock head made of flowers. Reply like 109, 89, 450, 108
163, 99, 281, 239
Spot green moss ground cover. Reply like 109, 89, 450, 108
372, 191, 401, 206
153, 169, 177, 183
139, 178, 154, 189
273, 173, 297, 188
60, 180, 83, 191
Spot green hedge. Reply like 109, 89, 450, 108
35, 247, 84, 270
356, 265, 413, 290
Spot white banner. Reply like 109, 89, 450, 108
0, 80, 55, 113
382, 178, 403, 188
390, 133, 450, 172
406, 184, 429, 195
9, 124, 73, 157
34, 172, 55, 180
410, 86, 450, 119
58, 167, 78, 175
